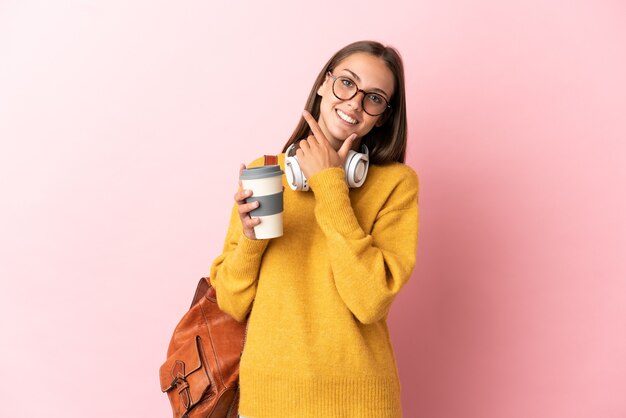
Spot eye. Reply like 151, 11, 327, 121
340, 77, 354, 88
367, 94, 384, 105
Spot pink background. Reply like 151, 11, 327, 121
1, 1, 625, 417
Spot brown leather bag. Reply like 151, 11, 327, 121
160, 277, 247, 418
160, 155, 277, 418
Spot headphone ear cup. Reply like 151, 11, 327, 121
285, 144, 309, 191
344, 145, 369, 188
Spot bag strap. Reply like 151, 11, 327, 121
264, 155, 278, 166
196, 156, 276, 309
191, 277, 211, 309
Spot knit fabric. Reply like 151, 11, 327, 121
210, 153, 419, 418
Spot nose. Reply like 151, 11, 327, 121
346, 89, 365, 111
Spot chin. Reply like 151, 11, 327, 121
330, 127, 356, 143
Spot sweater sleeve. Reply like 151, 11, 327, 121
307, 166, 419, 325
209, 158, 270, 322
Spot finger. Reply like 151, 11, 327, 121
299, 140, 310, 153
338, 133, 358, 160
306, 134, 320, 147
234, 189, 253, 204
245, 217, 261, 229
238, 200, 260, 215
302, 110, 328, 144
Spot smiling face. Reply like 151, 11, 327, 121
316, 52, 395, 151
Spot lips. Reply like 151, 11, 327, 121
335, 108, 358, 125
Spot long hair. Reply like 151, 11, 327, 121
281, 40, 408, 164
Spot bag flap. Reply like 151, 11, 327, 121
159, 336, 208, 395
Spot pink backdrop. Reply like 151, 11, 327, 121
1, 1, 625, 417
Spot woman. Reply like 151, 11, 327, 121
210, 40, 419, 418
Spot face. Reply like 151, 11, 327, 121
316, 52, 395, 151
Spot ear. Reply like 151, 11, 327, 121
317, 73, 329, 97
316, 81, 325, 97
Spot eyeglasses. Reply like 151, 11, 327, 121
327, 71, 391, 116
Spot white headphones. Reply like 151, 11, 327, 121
285, 142, 370, 191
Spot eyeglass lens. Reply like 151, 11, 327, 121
332, 76, 387, 116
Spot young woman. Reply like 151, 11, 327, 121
210, 40, 419, 418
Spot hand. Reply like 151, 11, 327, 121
235, 163, 261, 240
296, 110, 357, 180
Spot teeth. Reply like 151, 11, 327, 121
337, 109, 357, 125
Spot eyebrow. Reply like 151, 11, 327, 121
339, 68, 390, 99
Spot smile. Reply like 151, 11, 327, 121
336, 109, 358, 125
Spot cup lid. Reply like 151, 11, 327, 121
239, 165, 284, 180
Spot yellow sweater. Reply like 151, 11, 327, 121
210, 153, 419, 418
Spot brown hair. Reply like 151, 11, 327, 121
281, 40, 408, 164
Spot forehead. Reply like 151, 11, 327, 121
333, 52, 395, 97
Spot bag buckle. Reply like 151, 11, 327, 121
164, 361, 193, 410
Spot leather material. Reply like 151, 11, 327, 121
160, 277, 246, 418
264, 155, 278, 166
162, 155, 276, 417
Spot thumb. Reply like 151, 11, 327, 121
338, 133, 357, 160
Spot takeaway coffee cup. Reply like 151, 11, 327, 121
239, 165, 284, 239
